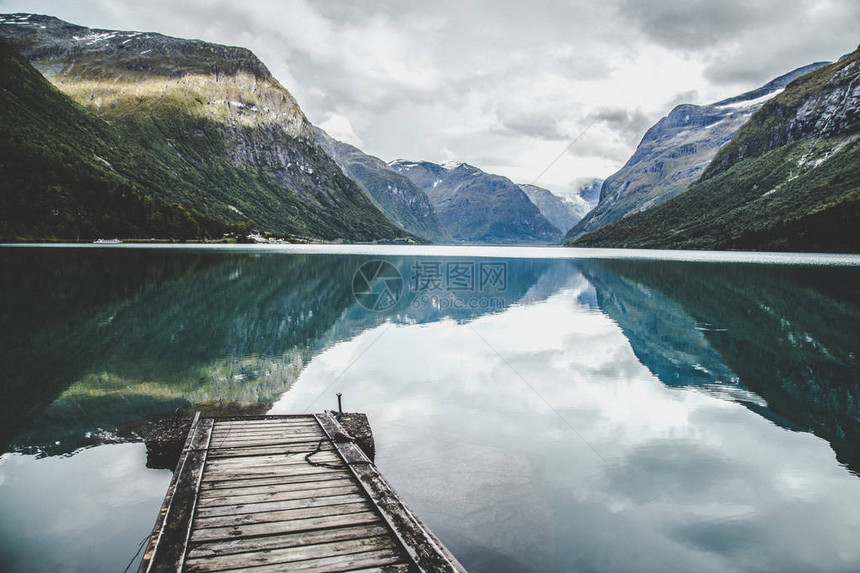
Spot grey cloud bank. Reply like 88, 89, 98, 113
1, 0, 857, 192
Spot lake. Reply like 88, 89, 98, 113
1, 244, 859, 572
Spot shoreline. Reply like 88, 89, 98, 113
2, 242, 859, 265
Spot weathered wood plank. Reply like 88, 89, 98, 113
190, 510, 383, 543
211, 418, 320, 428
210, 421, 322, 431
194, 501, 374, 530
207, 444, 326, 456
200, 471, 354, 490
197, 483, 358, 507
202, 548, 407, 573
207, 442, 334, 459
348, 565, 415, 573
209, 427, 324, 439
204, 451, 340, 470
201, 464, 348, 483
199, 475, 354, 497
208, 433, 324, 444
138, 412, 201, 573
198, 486, 358, 509
210, 422, 322, 432
212, 418, 320, 425
208, 432, 325, 445
209, 425, 321, 436
208, 438, 327, 450
184, 535, 399, 572
214, 414, 320, 422
316, 412, 467, 573
207, 438, 325, 450
199, 488, 361, 508
201, 468, 347, 485
212, 416, 317, 423
142, 414, 463, 572
202, 460, 342, 475
139, 415, 214, 573
203, 464, 347, 482
210, 416, 317, 425
207, 442, 330, 456
351, 464, 466, 571
212, 419, 320, 427
196, 492, 369, 518
207, 450, 341, 469
186, 523, 391, 560
209, 439, 330, 449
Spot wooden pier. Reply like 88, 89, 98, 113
139, 413, 465, 573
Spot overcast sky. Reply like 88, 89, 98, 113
2, 0, 858, 195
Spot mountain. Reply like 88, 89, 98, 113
565, 62, 829, 242
0, 13, 414, 243
0, 39, 240, 241
517, 183, 591, 234
2, 249, 576, 456
580, 258, 860, 474
570, 48, 860, 252
390, 160, 562, 244
313, 127, 449, 242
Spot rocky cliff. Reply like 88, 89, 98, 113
565, 62, 829, 241
571, 48, 860, 252
0, 13, 412, 242
0, 38, 241, 241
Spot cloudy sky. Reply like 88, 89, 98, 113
2, 0, 858, 195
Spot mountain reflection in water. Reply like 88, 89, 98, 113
1, 246, 859, 573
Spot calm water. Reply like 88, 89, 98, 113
1, 245, 859, 572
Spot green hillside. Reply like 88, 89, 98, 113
0, 40, 239, 241
571, 49, 860, 253
1, 14, 416, 243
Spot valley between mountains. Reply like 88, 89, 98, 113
1, 13, 857, 251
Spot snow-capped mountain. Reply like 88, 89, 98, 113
313, 127, 449, 242
517, 184, 591, 235
570, 49, 860, 252
390, 160, 562, 244
565, 62, 829, 241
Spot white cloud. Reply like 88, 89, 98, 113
318, 114, 364, 147
1, 0, 857, 193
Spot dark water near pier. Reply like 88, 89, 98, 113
1, 245, 859, 572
